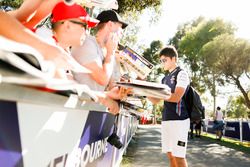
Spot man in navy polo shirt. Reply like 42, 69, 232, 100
149, 46, 190, 167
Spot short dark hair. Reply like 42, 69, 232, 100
159, 45, 178, 58
217, 106, 221, 110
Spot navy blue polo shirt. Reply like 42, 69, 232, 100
161, 67, 189, 121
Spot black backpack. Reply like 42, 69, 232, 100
175, 69, 205, 121
185, 86, 205, 121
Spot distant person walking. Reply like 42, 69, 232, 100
194, 106, 205, 138
213, 106, 224, 140
148, 46, 190, 167
194, 119, 202, 137
189, 121, 195, 139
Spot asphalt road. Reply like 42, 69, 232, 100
122, 125, 250, 167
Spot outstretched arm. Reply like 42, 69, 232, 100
0, 11, 77, 77
8, 0, 43, 22
8, 0, 62, 29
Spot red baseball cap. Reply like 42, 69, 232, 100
51, 2, 99, 28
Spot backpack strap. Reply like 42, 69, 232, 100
175, 67, 182, 77
162, 67, 182, 85
173, 67, 183, 84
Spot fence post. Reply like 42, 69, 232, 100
222, 120, 226, 136
239, 119, 243, 143
204, 119, 208, 134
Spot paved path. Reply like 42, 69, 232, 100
123, 125, 250, 167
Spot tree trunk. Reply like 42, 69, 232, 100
233, 76, 250, 109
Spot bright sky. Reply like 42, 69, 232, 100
137, 0, 250, 111
138, 0, 250, 46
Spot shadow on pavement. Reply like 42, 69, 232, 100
122, 125, 250, 167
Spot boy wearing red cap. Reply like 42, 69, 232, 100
1, 1, 97, 77
50, 3, 120, 114
50, 2, 99, 49
0, 9, 73, 74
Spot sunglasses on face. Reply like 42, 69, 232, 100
69, 20, 87, 28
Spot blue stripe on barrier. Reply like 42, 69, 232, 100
224, 122, 240, 140
79, 111, 115, 147
0, 100, 24, 167
242, 122, 250, 141
78, 111, 115, 167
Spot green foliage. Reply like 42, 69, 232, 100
226, 96, 249, 118
201, 34, 250, 110
0, 0, 22, 8
147, 100, 163, 123
0, 0, 162, 12
169, 16, 205, 50
179, 18, 235, 73
169, 17, 237, 97
153, 101, 163, 122
142, 40, 163, 65
201, 34, 250, 79
141, 40, 164, 82
118, 1, 163, 47
169, 17, 250, 112
117, 0, 162, 14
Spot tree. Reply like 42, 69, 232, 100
117, 0, 162, 14
142, 40, 164, 82
178, 18, 235, 89
226, 96, 250, 119
0, 0, 22, 8
201, 34, 250, 113
1, 0, 163, 14
170, 18, 235, 88
169, 16, 205, 50
143, 40, 163, 65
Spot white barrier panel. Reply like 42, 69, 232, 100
0, 84, 138, 167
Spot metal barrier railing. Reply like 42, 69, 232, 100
203, 119, 250, 142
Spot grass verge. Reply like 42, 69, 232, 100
120, 156, 133, 167
202, 133, 250, 154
